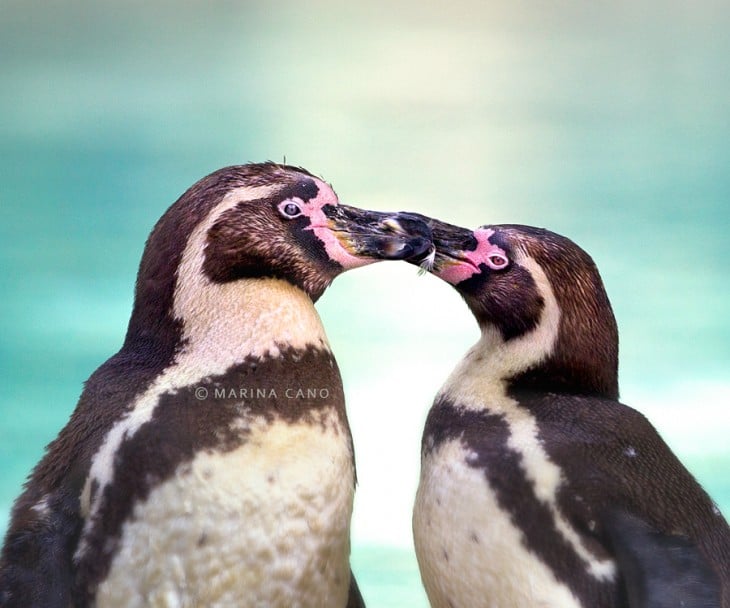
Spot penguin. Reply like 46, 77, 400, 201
0, 163, 432, 608
409, 220, 729, 607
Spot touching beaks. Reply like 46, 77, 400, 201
322, 206, 433, 265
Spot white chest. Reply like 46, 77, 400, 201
413, 439, 582, 608
95, 419, 354, 608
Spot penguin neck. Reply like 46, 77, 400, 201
439, 327, 541, 411
442, 323, 619, 410
172, 276, 331, 369
440, 266, 563, 411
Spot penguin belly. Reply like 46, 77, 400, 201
413, 439, 582, 608
95, 417, 354, 608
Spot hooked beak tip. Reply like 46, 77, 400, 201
326, 206, 434, 262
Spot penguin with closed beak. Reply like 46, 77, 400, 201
410, 220, 729, 607
0, 163, 432, 608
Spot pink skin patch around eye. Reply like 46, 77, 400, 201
298, 180, 374, 270
437, 228, 508, 285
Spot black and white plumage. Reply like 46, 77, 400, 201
410, 221, 729, 608
0, 163, 431, 607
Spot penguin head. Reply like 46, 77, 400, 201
194, 165, 432, 298
415, 218, 618, 398
124, 163, 432, 354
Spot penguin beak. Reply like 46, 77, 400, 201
400, 214, 480, 278
323, 206, 433, 261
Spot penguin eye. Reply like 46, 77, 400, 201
486, 253, 509, 270
278, 201, 303, 219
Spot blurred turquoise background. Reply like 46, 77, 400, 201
1, 1, 728, 605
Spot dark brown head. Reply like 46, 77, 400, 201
416, 219, 619, 399
123, 162, 432, 357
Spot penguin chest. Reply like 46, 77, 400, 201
95, 418, 355, 608
413, 439, 582, 608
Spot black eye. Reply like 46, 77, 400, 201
279, 201, 303, 219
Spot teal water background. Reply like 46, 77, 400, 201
1, 2, 728, 605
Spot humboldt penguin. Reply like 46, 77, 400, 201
410, 220, 729, 607
0, 163, 431, 608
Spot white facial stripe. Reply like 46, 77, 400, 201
174, 185, 331, 362
440, 252, 615, 581
78, 185, 332, 560
300, 179, 376, 270
444, 251, 561, 393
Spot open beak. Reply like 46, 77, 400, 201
323, 205, 433, 262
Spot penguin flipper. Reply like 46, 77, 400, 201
0, 490, 82, 608
603, 509, 721, 608
346, 570, 366, 608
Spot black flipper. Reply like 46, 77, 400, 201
347, 569, 366, 608
604, 509, 721, 608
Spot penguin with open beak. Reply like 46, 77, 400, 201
0, 163, 432, 608
410, 218, 729, 607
